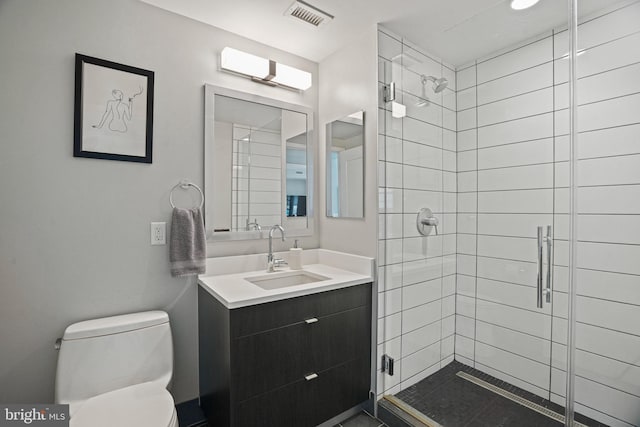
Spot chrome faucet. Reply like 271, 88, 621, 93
245, 218, 262, 231
267, 225, 287, 272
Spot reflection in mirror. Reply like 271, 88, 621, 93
286, 129, 307, 218
326, 111, 364, 218
204, 85, 313, 241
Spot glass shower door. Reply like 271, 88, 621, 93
457, 39, 560, 411
376, 13, 570, 423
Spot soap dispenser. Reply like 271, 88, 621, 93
289, 240, 303, 270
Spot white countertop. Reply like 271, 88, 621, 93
198, 249, 374, 309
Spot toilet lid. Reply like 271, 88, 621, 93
70, 382, 176, 427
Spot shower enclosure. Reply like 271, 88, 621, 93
376, 1, 640, 426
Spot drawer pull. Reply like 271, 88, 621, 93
305, 373, 318, 381
305, 317, 318, 324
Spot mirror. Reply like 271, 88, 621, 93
326, 111, 364, 218
204, 85, 314, 241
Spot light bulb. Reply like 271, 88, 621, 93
510, 0, 540, 10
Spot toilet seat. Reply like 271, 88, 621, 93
69, 382, 178, 427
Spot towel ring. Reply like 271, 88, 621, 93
170, 180, 204, 209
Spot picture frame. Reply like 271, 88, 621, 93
74, 53, 154, 163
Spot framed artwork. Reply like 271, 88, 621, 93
74, 53, 154, 163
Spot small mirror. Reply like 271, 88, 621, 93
204, 85, 313, 241
326, 111, 364, 218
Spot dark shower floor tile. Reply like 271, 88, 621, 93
404, 376, 495, 426
465, 399, 561, 427
393, 360, 607, 427
336, 411, 387, 427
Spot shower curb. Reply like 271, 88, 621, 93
378, 395, 442, 427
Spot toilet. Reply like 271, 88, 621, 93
55, 311, 179, 427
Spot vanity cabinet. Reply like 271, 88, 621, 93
198, 283, 372, 427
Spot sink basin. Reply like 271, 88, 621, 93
246, 270, 329, 290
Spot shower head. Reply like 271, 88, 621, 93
433, 77, 448, 93
422, 75, 449, 93
416, 75, 448, 107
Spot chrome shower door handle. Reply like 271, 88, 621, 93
545, 225, 553, 304
537, 226, 544, 309
536, 225, 553, 309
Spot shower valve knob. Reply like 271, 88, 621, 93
416, 208, 439, 236
422, 217, 439, 227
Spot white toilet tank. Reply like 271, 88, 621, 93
55, 311, 173, 405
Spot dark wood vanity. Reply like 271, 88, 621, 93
198, 282, 372, 427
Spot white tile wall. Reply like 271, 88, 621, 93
456, 150, 476, 172
457, 129, 477, 151
475, 343, 550, 390
457, 108, 476, 131
477, 361, 548, 398
478, 138, 553, 169
477, 213, 553, 238
477, 36, 552, 83
231, 125, 282, 231
402, 321, 441, 356
478, 163, 553, 191
478, 189, 553, 213
456, 65, 476, 91
553, 1, 640, 58
477, 87, 553, 127
478, 112, 553, 148
456, 86, 476, 111
476, 321, 551, 364
477, 62, 553, 105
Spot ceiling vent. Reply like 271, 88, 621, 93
285, 1, 334, 28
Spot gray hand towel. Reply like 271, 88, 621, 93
170, 207, 206, 277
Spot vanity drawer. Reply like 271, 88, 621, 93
231, 305, 371, 402
231, 321, 309, 401
230, 283, 370, 337
234, 357, 370, 427
308, 304, 371, 372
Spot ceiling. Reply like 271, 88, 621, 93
141, 0, 627, 66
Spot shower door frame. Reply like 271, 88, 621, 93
564, 0, 579, 424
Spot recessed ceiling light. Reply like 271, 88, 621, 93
511, 0, 540, 10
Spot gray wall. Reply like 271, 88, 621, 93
318, 28, 379, 258
0, 0, 317, 404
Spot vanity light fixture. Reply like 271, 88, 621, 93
220, 47, 312, 91
510, 0, 540, 10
